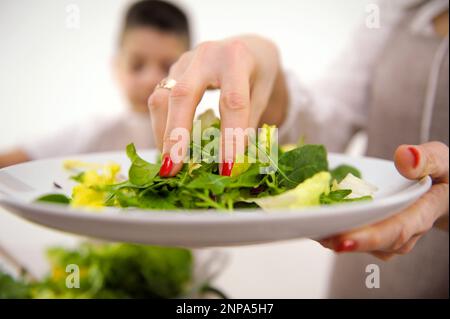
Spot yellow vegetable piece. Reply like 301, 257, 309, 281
63, 160, 102, 171
280, 144, 297, 152
71, 184, 106, 208
230, 154, 252, 177
253, 171, 331, 209
69, 161, 121, 209
188, 162, 202, 176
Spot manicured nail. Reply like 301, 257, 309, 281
408, 146, 420, 169
159, 154, 173, 177
334, 239, 358, 252
221, 161, 234, 176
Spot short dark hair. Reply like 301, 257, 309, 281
120, 0, 190, 47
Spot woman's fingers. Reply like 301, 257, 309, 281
370, 235, 421, 260
319, 142, 448, 258
148, 37, 277, 178
322, 181, 448, 255
161, 70, 208, 177
218, 77, 252, 174
150, 40, 256, 177
148, 50, 209, 177
394, 142, 449, 183
218, 40, 254, 176
395, 234, 422, 255
321, 213, 409, 253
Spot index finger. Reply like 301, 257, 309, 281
218, 42, 253, 176
159, 67, 208, 177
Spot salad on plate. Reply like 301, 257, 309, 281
36, 111, 377, 211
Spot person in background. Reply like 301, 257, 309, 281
147, 0, 448, 297
0, 0, 190, 168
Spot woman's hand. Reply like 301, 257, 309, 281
147, 35, 287, 177
319, 142, 449, 261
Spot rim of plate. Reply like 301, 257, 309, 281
0, 151, 433, 224
0, 176, 431, 224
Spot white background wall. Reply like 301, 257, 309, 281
0, 0, 370, 298
0, 0, 369, 149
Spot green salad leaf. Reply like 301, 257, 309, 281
0, 269, 31, 299
35, 243, 193, 299
319, 190, 372, 205
126, 143, 160, 186
278, 144, 328, 189
331, 164, 362, 183
186, 173, 231, 195
36, 194, 71, 205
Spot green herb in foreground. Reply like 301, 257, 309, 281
0, 243, 225, 299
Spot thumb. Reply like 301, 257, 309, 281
394, 142, 449, 183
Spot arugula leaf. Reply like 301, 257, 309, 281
186, 173, 231, 195
141, 193, 178, 210
219, 188, 242, 210
114, 189, 141, 207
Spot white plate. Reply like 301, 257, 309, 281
0, 150, 431, 247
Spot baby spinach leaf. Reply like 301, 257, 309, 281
331, 165, 362, 183
278, 144, 328, 189
125, 143, 139, 162
126, 143, 160, 186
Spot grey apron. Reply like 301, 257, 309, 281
328, 3, 449, 298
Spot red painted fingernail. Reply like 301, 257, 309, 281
408, 146, 420, 169
334, 239, 358, 252
221, 161, 234, 176
159, 154, 173, 177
